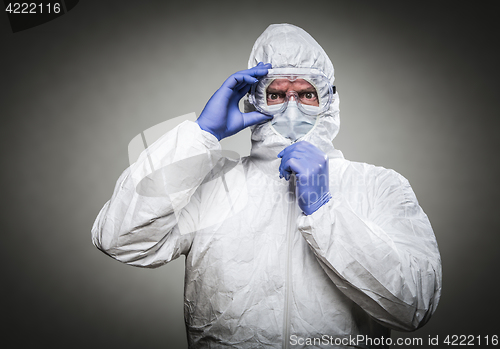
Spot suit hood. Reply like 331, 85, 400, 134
245, 24, 342, 162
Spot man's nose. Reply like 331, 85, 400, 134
286, 91, 299, 102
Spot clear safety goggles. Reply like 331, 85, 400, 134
249, 68, 335, 116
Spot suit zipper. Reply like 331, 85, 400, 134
283, 174, 296, 349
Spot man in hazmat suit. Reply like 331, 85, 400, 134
92, 24, 442, 348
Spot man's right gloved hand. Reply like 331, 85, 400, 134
196, 62, 272, 141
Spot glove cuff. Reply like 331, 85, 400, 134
196, 119, 221, 141
301, 191, 332, 216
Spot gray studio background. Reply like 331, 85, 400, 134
1, 1, 499, 348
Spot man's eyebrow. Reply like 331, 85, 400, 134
297, 86, 317, 92
266, 87, 317, 93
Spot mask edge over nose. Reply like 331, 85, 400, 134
270, 101, 320, 142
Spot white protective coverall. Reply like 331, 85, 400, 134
92, 24, 442, 349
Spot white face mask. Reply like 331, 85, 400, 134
270, 101, 320, 142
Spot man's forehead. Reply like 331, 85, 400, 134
267, 79, 315, 91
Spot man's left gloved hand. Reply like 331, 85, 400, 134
278, 141, 332, 215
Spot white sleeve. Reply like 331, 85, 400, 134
91, 121, 221, 268
297, 169, 442, 331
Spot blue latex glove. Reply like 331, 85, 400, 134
196, 62, 273, 141
278, 141, 332, 215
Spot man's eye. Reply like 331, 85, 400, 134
269, 93, 279, 100
304, 92, 316, 99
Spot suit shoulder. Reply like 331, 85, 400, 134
332, 158, 408, 184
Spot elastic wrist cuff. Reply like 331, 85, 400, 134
301, 191, 332, 216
